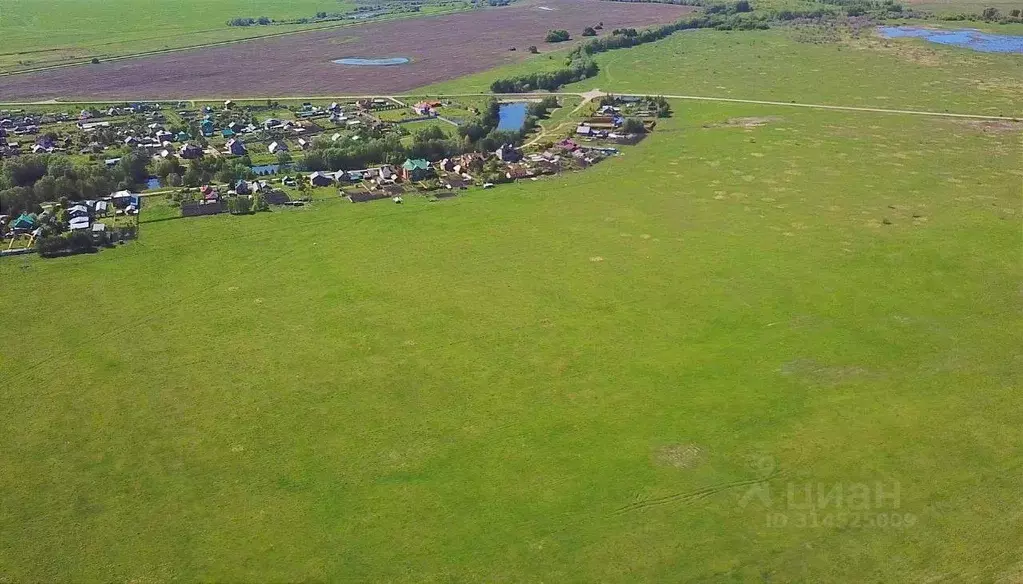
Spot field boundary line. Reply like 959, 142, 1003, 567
620, 92, 1022, 121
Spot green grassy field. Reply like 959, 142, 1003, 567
1, 96, 1020, 580
0, 0, 465, 73
421, 26, 1023, 117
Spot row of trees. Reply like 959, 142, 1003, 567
941, 6, 1023, 21
227, 16, 272, 26
813, 0, 906, 17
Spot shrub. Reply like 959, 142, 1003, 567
253, 193, 269, 212
622, 118, 647, 134
229, 196, 253, 215
545, 29, 571, 42
582, 26, 598, 36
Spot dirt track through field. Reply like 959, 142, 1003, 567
0, 0, 691, 101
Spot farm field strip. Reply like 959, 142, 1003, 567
0, 0, 693, 101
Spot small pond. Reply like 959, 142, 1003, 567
333, 57, 410, 66
497, 102, 528, 131
878, 26, 1023, 54
145, 177, 162, 190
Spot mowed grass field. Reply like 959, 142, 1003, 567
0, 0, 375, 72
422, 27, 1023, 117
1, 100, 1020, 581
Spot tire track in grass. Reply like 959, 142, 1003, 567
614, 471, 785, 515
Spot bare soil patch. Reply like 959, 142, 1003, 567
0, 0, 692, 101
959, 119, 1023, 133
653, 444, 703, 469
779, 358, 875, 386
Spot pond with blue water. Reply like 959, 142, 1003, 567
497, 102, 528, 131
878, 26, 1023, 53
333, 57, 410, 66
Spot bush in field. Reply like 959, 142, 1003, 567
253, 193, 269, 212
229, 196, 254, 215
582, 27, 598, 37
545, 29, 571, 42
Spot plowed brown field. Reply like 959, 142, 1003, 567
0, 0, 693, 101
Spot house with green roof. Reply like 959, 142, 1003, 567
401, 158, 431, 181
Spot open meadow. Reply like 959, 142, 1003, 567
422, 25, 1023, 116
2, 0, 1023, 578
1, 96, 1020, 580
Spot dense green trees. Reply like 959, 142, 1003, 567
1, 154, 124, 216
545, 29, 571, 42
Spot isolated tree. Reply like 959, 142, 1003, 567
981, 6, 1000, 19
622, 118, 646, 134
528, 45, 539, 54
582, 26, 597, 37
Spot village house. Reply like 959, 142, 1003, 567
179, 143, 203, 159
225, 138, 247, 156
268, 141, 288, 154
377, 165, 397, 183
401, 158, 431, 181
308, 171, 335, 187
495, 143, 522, 163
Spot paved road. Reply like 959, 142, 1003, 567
1, 89, 1017, 121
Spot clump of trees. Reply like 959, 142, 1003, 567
0, 152, 149, 216
622, 118, 647, 134
227, 16, 272, 26
545, 29, 571, 42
